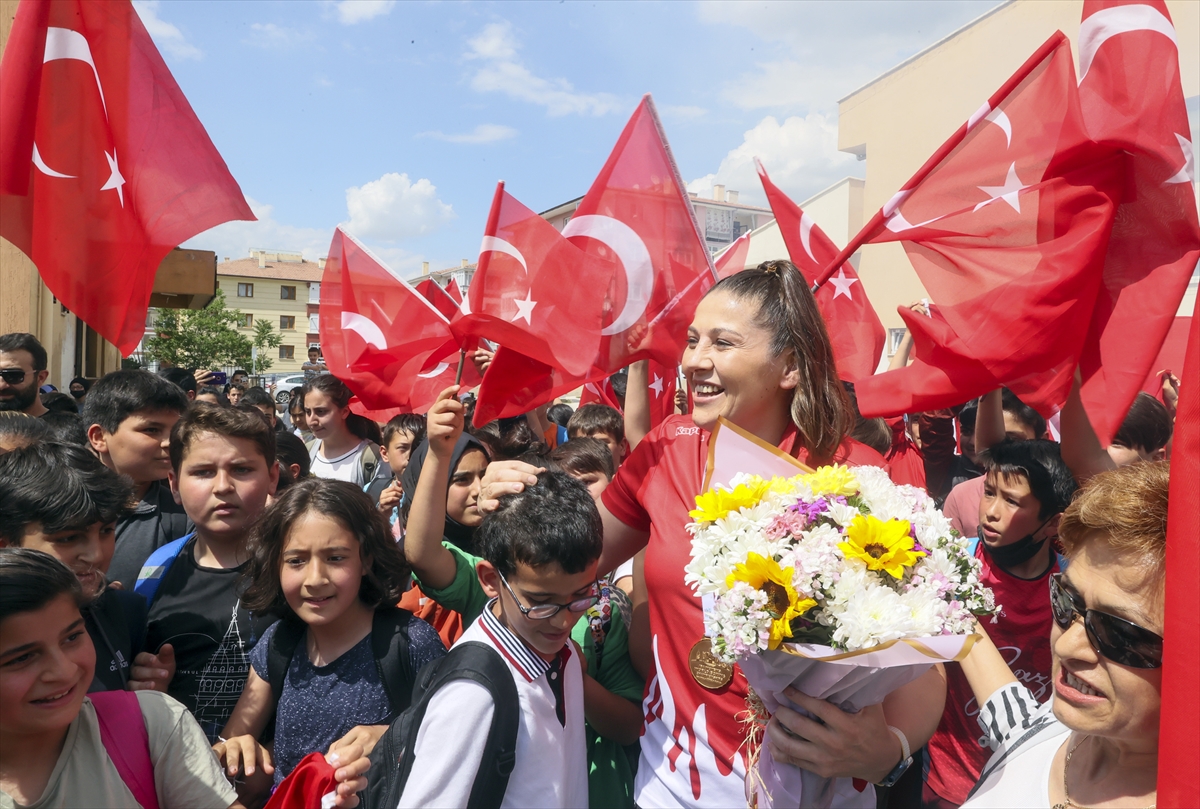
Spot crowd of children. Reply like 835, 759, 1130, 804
0, 308, 1181, 809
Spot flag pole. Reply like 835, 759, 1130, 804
455, 348, 467, 385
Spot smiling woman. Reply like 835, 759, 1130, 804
959, 461, 1170, 809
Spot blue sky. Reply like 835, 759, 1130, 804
145, 0, 1001, 277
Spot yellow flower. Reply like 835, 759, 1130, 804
802, 465, 859, 498
726, 552, 818, 649
838, 515, 925, 579
690, 479, 771, 522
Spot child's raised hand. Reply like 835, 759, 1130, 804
128, 643, 175, 692
377, 479, 403, 512
426, 385, 464, 460
214, 734, 274, 778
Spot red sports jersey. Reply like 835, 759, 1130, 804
602, 414, 889, 808
925, 543, 1059, 805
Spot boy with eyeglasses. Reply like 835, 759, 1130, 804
394, 388, 604, 807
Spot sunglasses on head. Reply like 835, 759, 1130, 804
0, 368, 28, 385
1049, 573, 1162, 669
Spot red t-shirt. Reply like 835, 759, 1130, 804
601, 415, 889, 808
924, 543, 1059, 806
885, 417, 927, 491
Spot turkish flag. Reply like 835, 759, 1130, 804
1074, 0, 1200, 446
452, 182, 614, 376
714, 230, 751, 279
1141, 316, 1191, 402
415, 277, 461, 320
1158, 293, 1200, 808
319, 228, 455, 412
473, 96, 714, 425
579, 374, 623, 411
757, 160, 886, 382
646, 359, 679, 428
834, 33, 1126, 419
444, 278, 464, 306
414, 275, 482, 390
0, 0, 254, 355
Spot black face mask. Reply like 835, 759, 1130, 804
979, 520, 1052, 571
71, 389, 85, 399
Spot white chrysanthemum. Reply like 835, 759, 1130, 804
830, 584, 922, 650
825, 500, 862, 528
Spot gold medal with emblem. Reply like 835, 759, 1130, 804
689, 637, 734, 689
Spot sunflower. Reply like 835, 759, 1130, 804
838, 515, 925, 579
802, 465, 859, 498
726, 552, 818, 649
689, 478, 771, 523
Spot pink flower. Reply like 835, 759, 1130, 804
765, 510, 809, 540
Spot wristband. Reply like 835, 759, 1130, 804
887, 725, 911, 761
875, 726, 913, 788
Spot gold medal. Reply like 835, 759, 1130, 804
689, 638, 734, 690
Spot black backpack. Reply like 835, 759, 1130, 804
359, 641, 519, 809
266, 607, 417, 719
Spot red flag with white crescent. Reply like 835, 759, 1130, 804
756, 160, 885, 382
0, 0, 255, 354
835, 33, 1125, 419
319, 228, 456, 412
1074, 0, 1200, 447
714, 231, 751, 279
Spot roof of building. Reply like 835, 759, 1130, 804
687, 195, 772, 213
217, 256, 323, 282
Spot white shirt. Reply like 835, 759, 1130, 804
961, 683, 1071, 808
398, 600, 589, 809
309, 440, 368, 484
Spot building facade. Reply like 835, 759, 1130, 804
216, 250, 324, 375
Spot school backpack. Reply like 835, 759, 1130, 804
266, 607, 417, 718
305, 438, 383, 484
133, 533, 193, 607
358, 641, 519, 809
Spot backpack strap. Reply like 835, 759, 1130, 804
965, 534, 980, 559
133, 534, 191, 607
266, 617, 308, 708
371, 607, 416, 718
91, 691, 159, 809
360, 442, 381, 483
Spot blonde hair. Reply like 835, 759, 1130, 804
1058, 461, 1169, 572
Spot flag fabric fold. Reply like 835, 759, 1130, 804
0, 0, 255, 354
757, 160, 886, 382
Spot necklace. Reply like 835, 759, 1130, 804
1051, 737, 1156, 809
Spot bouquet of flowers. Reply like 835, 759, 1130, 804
685, 426, 996, 808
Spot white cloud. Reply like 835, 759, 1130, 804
335, 0, 396, 25
418, 124, 518, 144
342, 173, 455, 241
132, 0, 203, 60
687, 114, 861, 207
182, 197, 332, 262
465, 22, 621, 117
246, 23, 315, 49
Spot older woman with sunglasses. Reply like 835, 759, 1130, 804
957, 461, 1167, 808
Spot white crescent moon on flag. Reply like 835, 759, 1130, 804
798, 212, 817, 262
1078, 5, 1176, 81
417, 363, 450, 378
562, 215, 654, 336
479, 236, 527, 275
33, 27, 110, 179
966, 103, 1012, 148
341, 312, 387, 350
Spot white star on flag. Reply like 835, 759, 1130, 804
975, 162, 1029, 213
829, 267, 858, 300
101, 150, 125, 207
1165, 133, 1195, 185
649, 374, 663, 397
512, 291, 536, 325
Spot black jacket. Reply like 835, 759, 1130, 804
85, 586, 149, 692
109, 479, 193, 590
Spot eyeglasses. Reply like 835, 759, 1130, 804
1049, 573, 1162, 669
497, 571, 600, 620
0, 369, 27, 385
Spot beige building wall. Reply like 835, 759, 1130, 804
838, 0, 1200, 331
740, 177, 866, 268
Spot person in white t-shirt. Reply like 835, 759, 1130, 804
302, 376, 382, 487
958, 462, 1167, 809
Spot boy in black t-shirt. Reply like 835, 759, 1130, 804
0, 441, 157, 693
83, 370, 192, 588
140, 404, 279, 741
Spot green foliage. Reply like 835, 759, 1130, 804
145, 289, 279, 372
251, 319, 283, 373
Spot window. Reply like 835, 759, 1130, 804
240, 313, 253, 328
280, 315, 295, 330
280, 285, 297, 300
308, 314, 320, 332
888, 328, 908, 356
308, 283, 320, 304
279, 345, 295, 360
237, 283, 254, 297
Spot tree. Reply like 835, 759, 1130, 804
145, 289, 280, 372
251, 319, 283, 374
